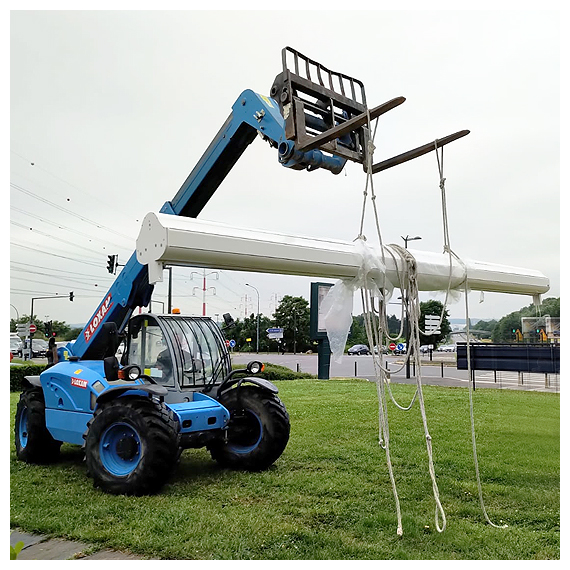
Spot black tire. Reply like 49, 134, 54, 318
209, 386, 290, 471
84, 397, 180, 495
14, 388, 62, 463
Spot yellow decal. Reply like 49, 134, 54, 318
144, 368, 151, 376
74, 369, 82, 374
260, 95, 274, 108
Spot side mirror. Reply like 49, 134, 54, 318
222, 313, 235, 331
246, 361, 264, 375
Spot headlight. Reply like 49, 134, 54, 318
247, 361, 264, 374
119, 364, 142, 381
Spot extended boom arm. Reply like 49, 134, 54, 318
70, 48, 471, 360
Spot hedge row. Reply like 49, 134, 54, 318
10, 364, 47, 392
259, 363, 315, 381
10, 362, 314, 392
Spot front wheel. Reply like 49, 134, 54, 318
209, 386, 290, 471
15, 388, 61, 463
84, 397, 179, 495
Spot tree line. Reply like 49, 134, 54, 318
10, 296, 560, 353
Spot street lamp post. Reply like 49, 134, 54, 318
27, 293, 74, 360
401, 236, 421, 379
401, 235, 422, 248
245, 283, 260, 354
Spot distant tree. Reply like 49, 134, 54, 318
386, 314, 403, 338
231, 313, 274, 352
492, 312, 522, 343
492, 297, 559, 343
471, 319, 497, 333
418, 300, 451, 346
272, 295, 310, 353
64, 327, 83, 341
347, 315, 368, 347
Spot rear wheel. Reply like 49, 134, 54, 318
15, 388, 61, 463
85, 397, 179, 495
209, 386, 290, 471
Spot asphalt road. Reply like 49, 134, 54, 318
16, 353, 560, 393
231, 352, 560, 393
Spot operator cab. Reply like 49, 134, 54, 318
124, 314, 231, 396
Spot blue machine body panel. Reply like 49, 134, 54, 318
169, 393, 230, 434
39, 360, 229, 445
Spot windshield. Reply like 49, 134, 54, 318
161, 317, 229, 389
127, 315, 231, 389
127, 318, 175, 387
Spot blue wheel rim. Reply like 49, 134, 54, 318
18, 407, 29, 449
99, 423, 142, 476
227, 411, 262, 454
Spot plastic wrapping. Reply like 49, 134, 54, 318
322, 239, 388, 363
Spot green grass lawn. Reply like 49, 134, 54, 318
10, 379, 559, 559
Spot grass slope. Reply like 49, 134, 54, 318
10, 380, 559, 559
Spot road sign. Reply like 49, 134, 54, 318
425, 314, 440, 334
29, 324, 37, 334
397, 343, 404, 351
267, 327, 284, 339
229, 339, 236, 348
16, 323, 30, 336
225, 340, 230, 347
389, 342, 396, 351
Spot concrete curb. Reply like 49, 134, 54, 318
10, 530, 155, 560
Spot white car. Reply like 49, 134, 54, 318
437, 345, 456, 352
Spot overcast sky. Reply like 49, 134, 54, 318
9, 8, 561, 329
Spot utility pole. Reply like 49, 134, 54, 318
246, 283, 260, 353
191, 269, 218, 316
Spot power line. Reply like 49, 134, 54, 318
11, 181, 133, 240
10, 274, 104, 293
11, 220, 113, 257
10, 267, 112, 288
10, 205, 128, 250
10, 261, 115, 281
10, 242, 103, 267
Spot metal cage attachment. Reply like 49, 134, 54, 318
269, 46, 469, 172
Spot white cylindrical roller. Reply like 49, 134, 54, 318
136, 212, 549, 297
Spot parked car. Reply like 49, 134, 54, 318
437, 344, 456, 352
23, 338, 49, 358
348, 344, 370, 355
10, 337, 23, 357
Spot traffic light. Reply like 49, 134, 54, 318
69, 291, 74, 302
44, 321, 51, 337
107, 255, 118, 274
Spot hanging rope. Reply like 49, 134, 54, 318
464, 281, 509, 529
435, 142, 507, 530
351, 118, 508, 535
355, 117, 447, 535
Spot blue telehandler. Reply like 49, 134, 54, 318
14, 47, 468, 495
